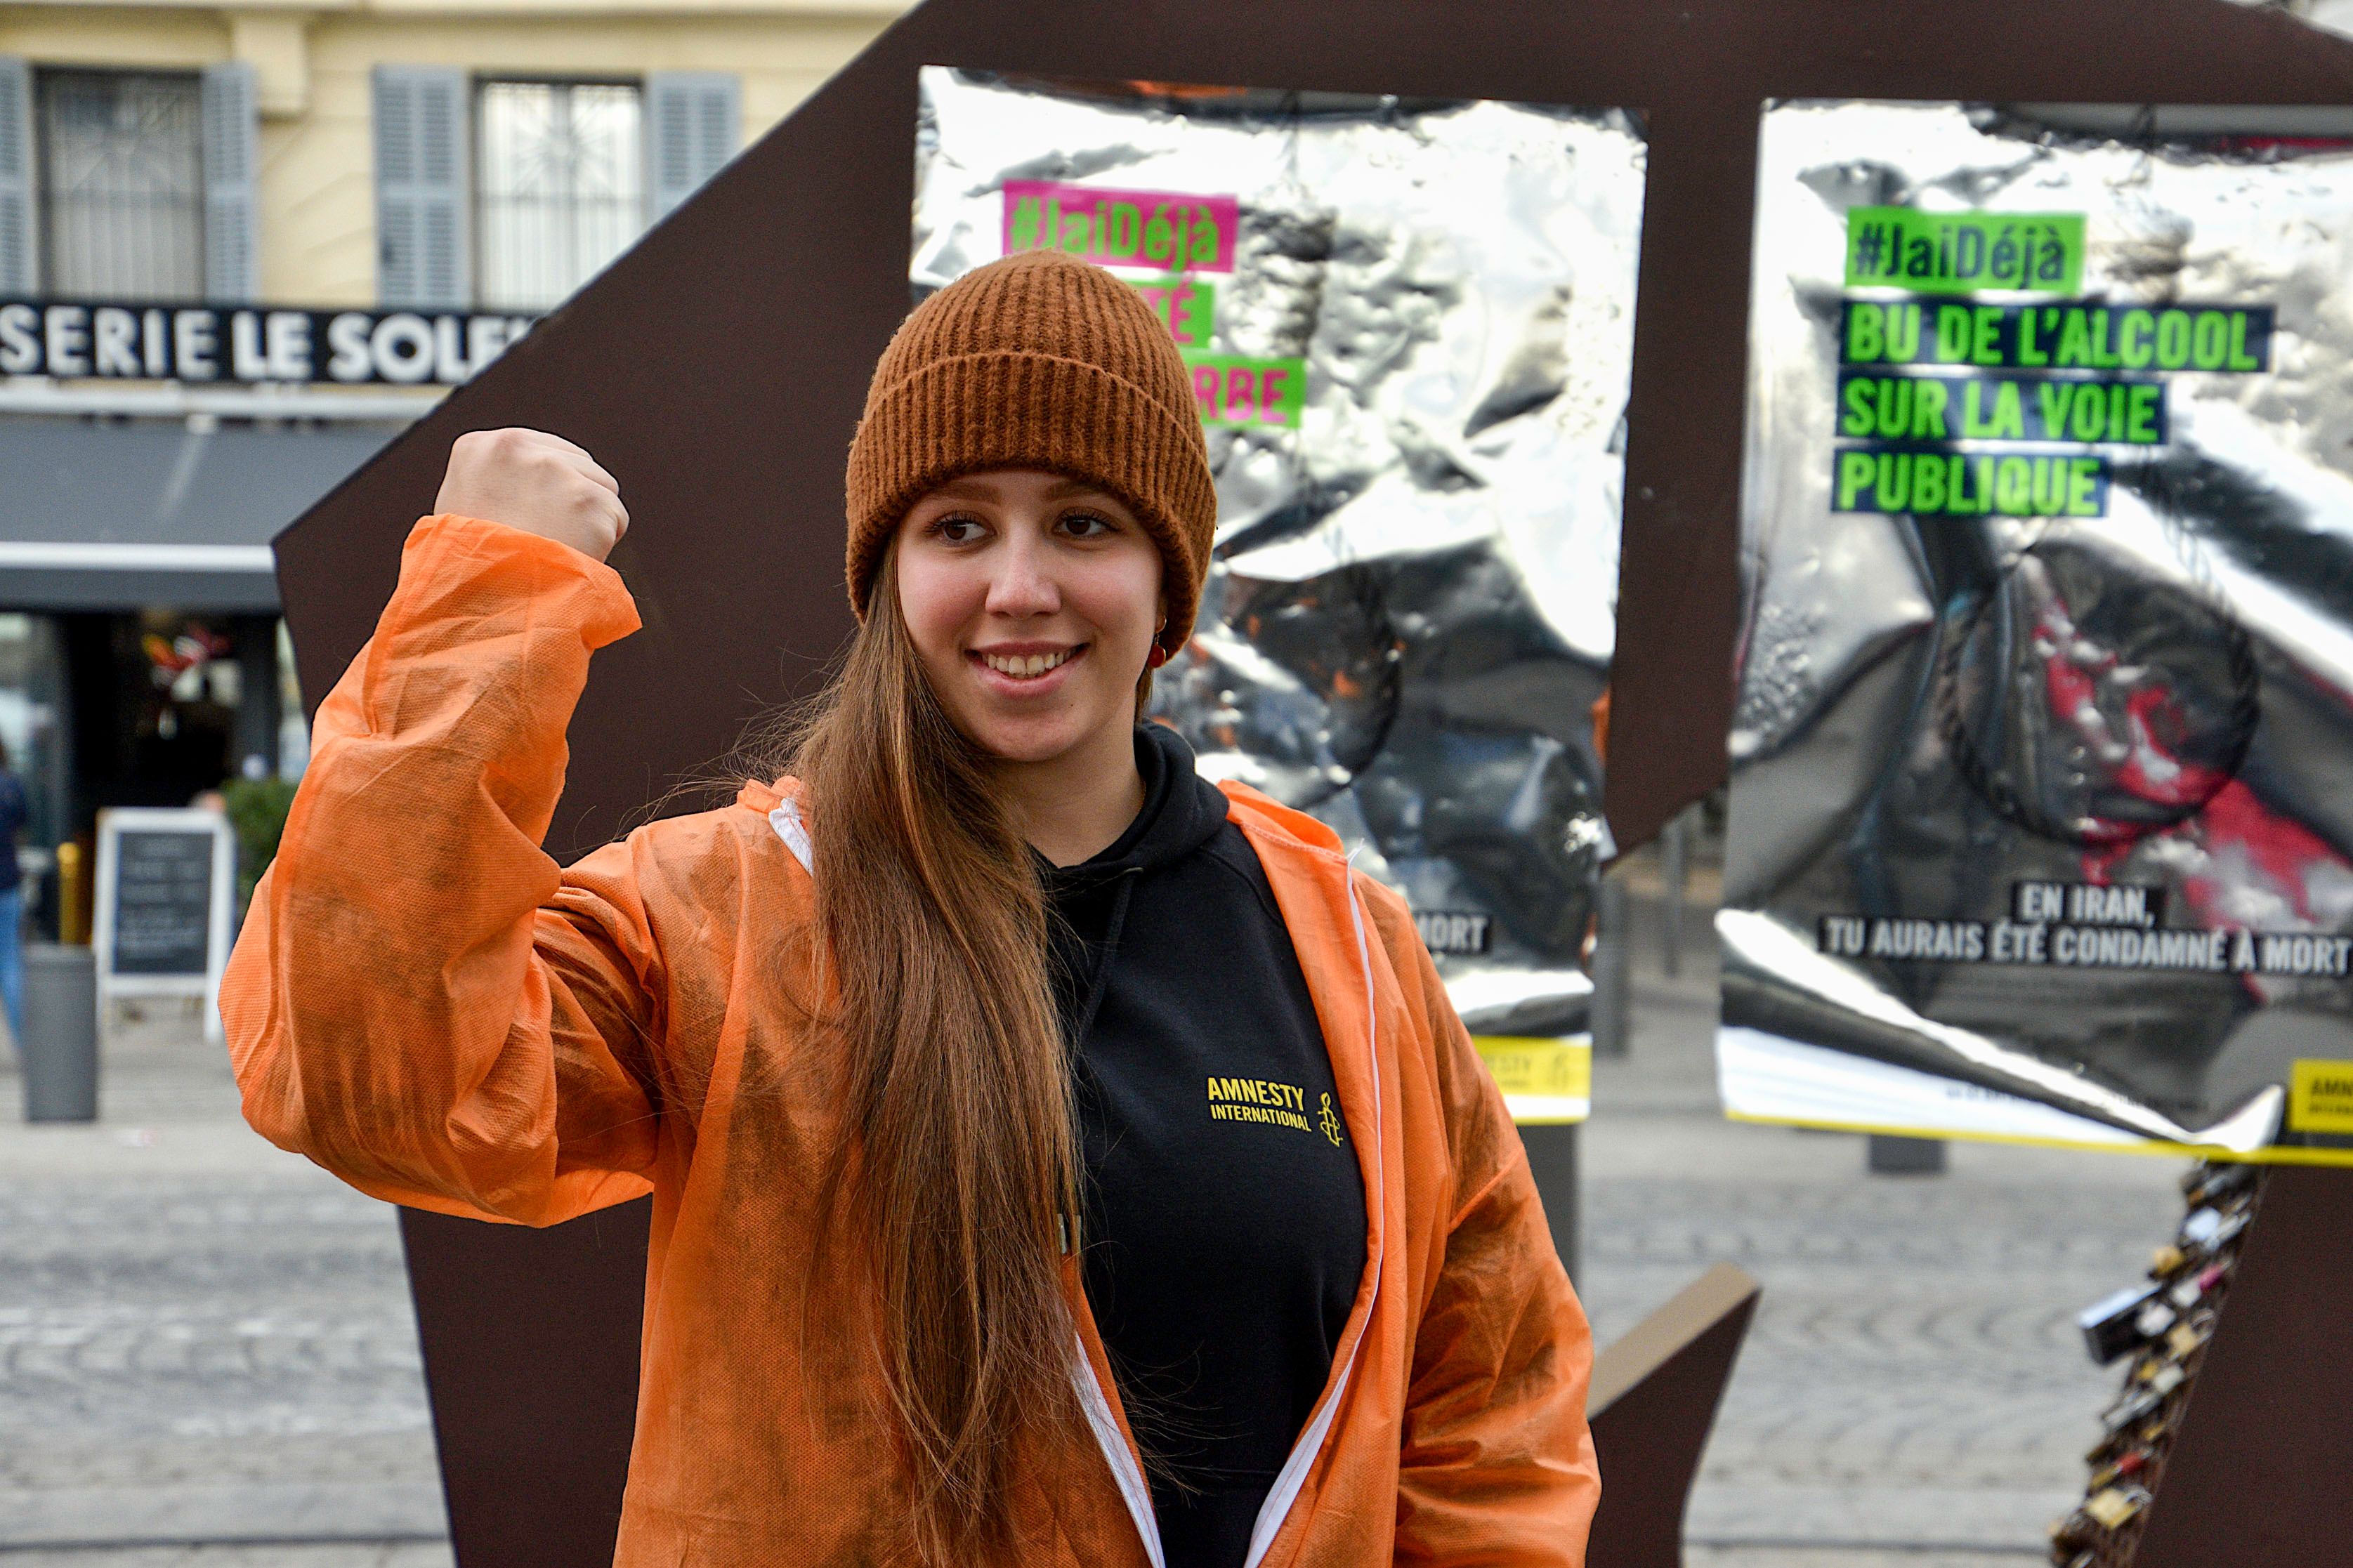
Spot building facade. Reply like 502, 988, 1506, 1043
0, 0, 903, 933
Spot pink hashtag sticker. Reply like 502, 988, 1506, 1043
1002, 180, 1239, 275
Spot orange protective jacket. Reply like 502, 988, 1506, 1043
223, 513, 1600, 1567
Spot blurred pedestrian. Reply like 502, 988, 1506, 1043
221, 251, 1598, 1567
0, 739, 27, 1050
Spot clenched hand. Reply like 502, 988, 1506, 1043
434, 428, 629, 564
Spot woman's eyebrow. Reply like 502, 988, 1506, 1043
1044, 477, 1115, 501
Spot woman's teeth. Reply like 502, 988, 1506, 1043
981, 648, 1075, 678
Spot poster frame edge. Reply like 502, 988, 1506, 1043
1719, 1110, 2353, 1168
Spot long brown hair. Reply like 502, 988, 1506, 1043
785, 543, 1088, 1563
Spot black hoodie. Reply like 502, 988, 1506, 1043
1044, 724, 1368, 1568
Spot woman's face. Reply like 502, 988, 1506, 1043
895, 468, 1165, 765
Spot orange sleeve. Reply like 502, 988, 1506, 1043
221, 513, 661, 1227
1380, 892, 1601, 1566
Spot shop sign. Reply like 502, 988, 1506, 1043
0, 298, 539, 387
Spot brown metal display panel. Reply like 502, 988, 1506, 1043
398, 1205, 648, 1566
280, 0, 2353, 864
1586, 1263, 1762, 1568
2127, 1168, 2353, 1568
267, 1, 2353, 1563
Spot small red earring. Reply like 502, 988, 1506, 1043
1147, 643, 1170, 668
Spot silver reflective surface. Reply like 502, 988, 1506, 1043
916, 70, 1646, 1038
1726, 100, 2353, 1156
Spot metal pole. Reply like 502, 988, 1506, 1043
1591, 874, 1632, 1058
1662, 807, 1689, 978
1521, 1120, 1580, 1289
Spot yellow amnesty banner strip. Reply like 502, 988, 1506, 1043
1474, 1035, 1592, 1126
1722, 1110, 2353, 1168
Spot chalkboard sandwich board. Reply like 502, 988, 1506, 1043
93, 807, 236, 1045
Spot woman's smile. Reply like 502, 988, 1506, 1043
970, 640, 1087, 687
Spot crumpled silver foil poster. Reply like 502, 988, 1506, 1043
1724, 98, 2353, 1162
915, 69, 1649, 1122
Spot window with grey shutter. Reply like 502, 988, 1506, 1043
645, 72, 739, 223
200, 61, 258, 300
0, 58, 33, 292
39, 70, 204, 299
476, 79, 642, 309
374, 65, 468, 307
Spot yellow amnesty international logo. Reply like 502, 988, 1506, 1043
1473, 1036, 1594, 1126
1318, 1092, 1344, 1147
1206, 1075, 1313, 1134
2288, 1060, 2353, 1133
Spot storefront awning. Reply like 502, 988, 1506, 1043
0, 416, 400, 611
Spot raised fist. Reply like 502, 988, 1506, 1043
433, 427, 629, 563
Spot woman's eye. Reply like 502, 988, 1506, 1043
1061, 511, 1114, 539
930, 515, 986, 543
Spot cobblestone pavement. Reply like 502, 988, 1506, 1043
0, 1008, 449, 1562
0, 882, 2178, 1567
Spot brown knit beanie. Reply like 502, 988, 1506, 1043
844, 249, 1218, 654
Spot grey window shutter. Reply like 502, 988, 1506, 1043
201, 61, 261, 301
374, 65, 469, 307
646, 72, 740, 223
0, 57, 34, 294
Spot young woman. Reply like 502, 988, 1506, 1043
223, 249, 1598, 1568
